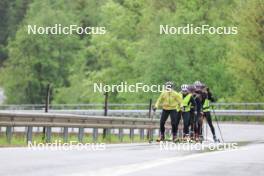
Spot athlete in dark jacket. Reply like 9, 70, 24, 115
194, 81, 218, 142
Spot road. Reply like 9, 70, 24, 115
0, 123, 264, 176
0, 88, 4, 104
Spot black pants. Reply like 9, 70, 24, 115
182, 112, 190, 135
198, 116, 203, 136
204, 111, 216, 136
160, 109, 178, 136
198, 111, 215, 136
189, 109, 195, 135
194, 112, 201, 136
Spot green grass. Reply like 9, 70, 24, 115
0, 133, 26, 147
0, 132, 149, 147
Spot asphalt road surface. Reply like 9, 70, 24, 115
0, 123, 264, 176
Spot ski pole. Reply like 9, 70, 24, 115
212, 106, 224, 143
148, 99, 153, 142
205, 116, 208, 141
151, 109, 156, 141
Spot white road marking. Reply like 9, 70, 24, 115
64, 146, 248, 176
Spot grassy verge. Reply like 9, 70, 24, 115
0, 132, 149, 147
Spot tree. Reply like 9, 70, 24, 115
227, 0, 264, 101
0, 0, 85, 103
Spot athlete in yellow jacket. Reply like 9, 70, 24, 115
179, 84, 196, 140
153, 81, 183, 141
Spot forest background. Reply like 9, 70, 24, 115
0, 0, 263, 104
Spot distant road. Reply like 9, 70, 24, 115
0, 88, 4, 104
0, 123, 264, 176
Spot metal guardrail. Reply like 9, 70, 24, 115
2, 109, 264, 118
0, 103, 264, 110
0, 112, 159, 128
0, 112, 159, 144
0, 109, 264, 144
61, 109, 264, 117
212, 110, 264, 116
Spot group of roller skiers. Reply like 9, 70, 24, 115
153, 81, 218, 142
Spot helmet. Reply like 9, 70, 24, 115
165, 81, 174, 90
194, 81, 202, 87
181, 84, 189, 92
194, 80, 205, 89
188, 84, 195, 92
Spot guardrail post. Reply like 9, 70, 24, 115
118, 128, 123, 142
103, 92, 108, 138
42, 127, 46, 141
78, 127, 84, 142
45, 84, 51, 113
149, 129, 153, 140
140, 129, 144, 140
63, 127, 68, 142
46, 127, 51, 143
93, 128, 98, 142
147, 99, 152, 141
43, 84, 51, 142
129, 128, 134, 142
26, 126, 33, 143
6, 126, 12, 144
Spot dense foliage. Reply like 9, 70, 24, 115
0, 0, 263, 104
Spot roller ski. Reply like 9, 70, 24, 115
213, 135, 220, 143
198, 135, 204, 143
172, 136, 181, 143
156, 135, 165, 142
156, 135, 179, 143
180, 135, 189, 143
